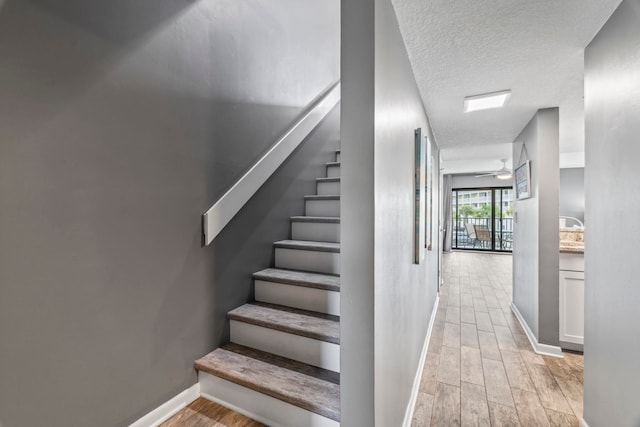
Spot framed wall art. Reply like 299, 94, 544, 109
426, 137, 435, 251
515, 160, 532, 200
414, 128, 426, 264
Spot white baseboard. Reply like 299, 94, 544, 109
579, 418, 589, 427
129, 383, 200, 427
131, 293, 442, 427
510, 303, 563, 358
402, 295, 440, 427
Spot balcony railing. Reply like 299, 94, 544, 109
452, 217, 513, 251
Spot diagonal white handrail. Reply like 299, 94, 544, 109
202, 80, 341, 246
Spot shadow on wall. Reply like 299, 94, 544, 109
30, 0, 199, 44
0, 0, 330, 202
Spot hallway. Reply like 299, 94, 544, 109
412, 252, 583, 427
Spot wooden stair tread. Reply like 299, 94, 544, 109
274, 240, 340, 253
228, 303, 339, 344
222, 343, 340, 384
316, 177, 340, 183
290, 216, 340, 224
253, 268, 340, 292
325, 162, 340, 167
195, 347, 340, 421
304, 195, 340, 201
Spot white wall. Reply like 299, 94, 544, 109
451, 174, 514, 189
512, 109, 560, 346
584, 1, 640, 425
559, 168, 585, 224
341, 0, 440, 425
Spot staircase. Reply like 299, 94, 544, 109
195, 149, 341, 427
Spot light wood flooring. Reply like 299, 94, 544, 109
160, 398, 265, 427
412, 251, 584, 427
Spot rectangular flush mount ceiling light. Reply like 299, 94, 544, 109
464, 90, 511, 112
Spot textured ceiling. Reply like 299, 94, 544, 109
392, 0, 621, 171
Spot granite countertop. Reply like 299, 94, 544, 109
560, 245, 584, 254
560, 227, 584, 254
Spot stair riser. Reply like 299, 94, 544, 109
199, 373, 339, 427
335, 152, 340, 163
275, 248, 340, 275
255, 280, 340, 316
326, 165, 340, 178
316, 181, 340, 196
305, 200, 340, 217
291, 222, 340, 243
230, 321, 340, 372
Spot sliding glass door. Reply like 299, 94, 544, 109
494, 188, 514, 251
451, 187, 513, 252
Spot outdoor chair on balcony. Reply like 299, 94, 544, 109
474, 224, 491, 248
464, 222, 476, 247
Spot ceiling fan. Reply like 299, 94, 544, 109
475, 159, 512, 180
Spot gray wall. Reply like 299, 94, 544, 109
340, 0, 375, 424
0, 1, 340, 426
559, 168, 585, 224
373, 1, 440, 424
341, 0, 440, 425
584, 2, 640, 425
452, 174, 514, 189
512, 109, 560, 346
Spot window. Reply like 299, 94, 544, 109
451, 187, 513, 251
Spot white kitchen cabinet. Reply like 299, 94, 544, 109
559, 268, 585, 345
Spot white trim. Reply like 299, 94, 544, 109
559, 270, 585, 345
255, 279, 340, 316
560, 152, 585, 169
579, 418, 589, 427
230, 320, 340, 372
200, 389, 286, 427
203, 81, 341, 245
403, 295, 440, 427
129, 383, 200, 427
199, 373, 339, 427
511, 303, 563, 358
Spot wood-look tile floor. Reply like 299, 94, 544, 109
412, 252, 584, 427
160, 398, 265, 427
